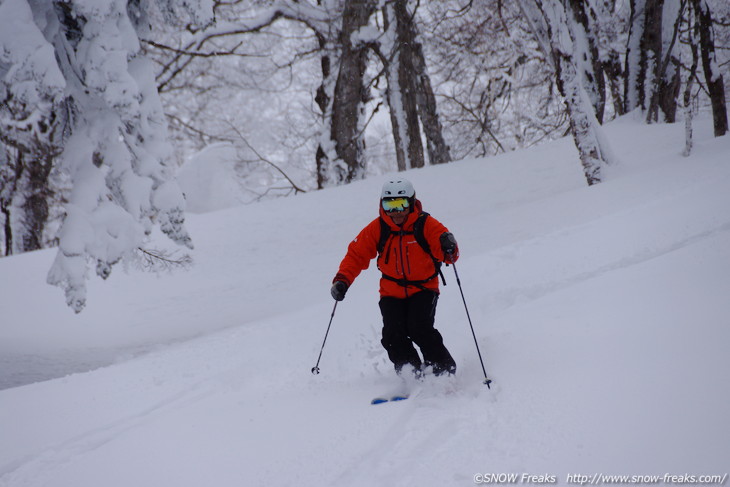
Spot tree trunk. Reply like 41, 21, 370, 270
6, 149, 55, 254
683, 10, 699, 156
519, 0, 612, 186
383, 0, 424, 171
692, 0, 728, 136
0, 128, 58, 255
330, 0, 377, 183
555, 53, 605, 185
315, 26, 336, 189
1, 204, 10, 255
409, 19, 451, 164
624, 0, 647, 112
567, 0, 606, 124
0, 148, 15, 256
640, 0, 664, 118
591, 0, 625, 116
645, 0, 684, 123
603, 50, 626, 117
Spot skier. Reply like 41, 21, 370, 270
331, 178, 459, 378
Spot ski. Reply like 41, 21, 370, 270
370, 394, 409, 405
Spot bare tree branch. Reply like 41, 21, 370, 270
225, 122, 307, 194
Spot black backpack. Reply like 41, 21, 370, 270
376, 212, 446, 291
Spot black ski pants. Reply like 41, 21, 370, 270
379, 290, 456, 376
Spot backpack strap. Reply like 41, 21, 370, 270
414, 212, 446, 286
377, 217, 391, 255
413, 212, 432, 256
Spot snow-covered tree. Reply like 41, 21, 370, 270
327, 0, 451, 176
565, 0, 607, 123
145, 0, 452, 184
380, 0, 424, 171
328, 0, 377, 183
314, 0, 345, 189
645, 0, 685, 123
624, 0, 727, 132
144, 1, 351, 189
591, 0, 630, 118
361, 0, 451, 172
624, 0, 684, 123
0, 0, 66, 255
419, 1, 577, 160
519, 0, 614, 185
0, 0, 211, 312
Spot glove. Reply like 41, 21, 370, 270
331, 281, 348, 301
439, 232, 458, 264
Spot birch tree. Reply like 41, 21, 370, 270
566, 0, 607, 123
519, 0, 614, 185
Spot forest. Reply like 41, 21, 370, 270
1, 0, 728, 312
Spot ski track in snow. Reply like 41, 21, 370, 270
0, 385, 212, 486
334, 382, 497, 486
478, 167, 730, 315
485, 218, 730, 314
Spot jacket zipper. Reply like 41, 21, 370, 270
406, 243, 412, 275
398, 232, 409, 297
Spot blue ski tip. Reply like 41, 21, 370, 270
371, 395, 409, 405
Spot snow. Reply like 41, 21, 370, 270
1, 116, 730, 485
177, 143, 244, 213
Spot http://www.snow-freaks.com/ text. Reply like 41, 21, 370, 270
473, 472, 728, 485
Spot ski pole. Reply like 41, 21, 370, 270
450, 261, 492, 388
311, 301, 338, 375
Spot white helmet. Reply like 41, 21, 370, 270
381, 178, 415, 199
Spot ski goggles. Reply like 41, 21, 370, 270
382, 197, 410, 212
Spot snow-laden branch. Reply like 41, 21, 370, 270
2, 0, 204, 312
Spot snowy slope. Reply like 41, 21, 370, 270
1, 116, 729, 486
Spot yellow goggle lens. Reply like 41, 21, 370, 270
382, 197, 410, 212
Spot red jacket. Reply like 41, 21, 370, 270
334, 200, 459, 298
